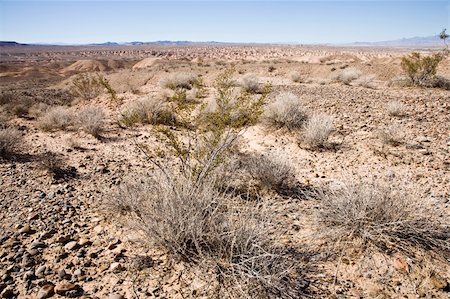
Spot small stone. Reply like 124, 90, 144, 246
430, 274, 448, 290
109, 294, 125, 299
64, 241, 79, 251
36, 283, 55, 299
54, 282, 79, 295
58, 269, 67, 279
1, 286, 15, 298
73, 269, 83, 276
78, 238, 90, 246
109, 262, 123, 273
19, 224, 32, 234
35, 265, 47, 278
31, 241, 46, 249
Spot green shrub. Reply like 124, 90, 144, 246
401, 52, 444, 86
70, 73, 103, 100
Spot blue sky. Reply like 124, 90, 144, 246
0, 1, 448, 44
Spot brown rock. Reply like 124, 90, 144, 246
54, 282, 78, 295
64, 241, 79, 251
37, 283, 55, 299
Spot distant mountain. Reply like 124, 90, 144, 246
347, 35, 444, 47
0, 41, 29, 46
88, 42, 120, 46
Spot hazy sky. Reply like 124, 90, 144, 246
0, 1, 448, 44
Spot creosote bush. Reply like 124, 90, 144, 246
70, 73, 103, 100
316, 178, 449, 256
353, 74, 376, 89
401, 52, 444, 87
106, 69, 301, 298
386, 101, 407, 117
119, 97, 176, 127
264, 92, 308, 130
302, 113, 334, 149
38, 106, 75, 132
77, 106, 106, 138
0, 128, 22, 157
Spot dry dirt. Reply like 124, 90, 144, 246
0, 44, 449, 298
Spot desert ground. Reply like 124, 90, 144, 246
0, 44, 449, 298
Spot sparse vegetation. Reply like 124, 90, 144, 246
353, 74, 376, 88
290, 71, 305, 83
98, 75, 122, 105
162, 72, 198, 90
316, 178, 449, 256
335, 68, 362, 85
386, 101, 407, 117
240, 74, 261, 93
38, 106, 75, 131
379, 124, 404, 146
0, 127, 22, 157
119, 97, 176, 127
264, 92, 308, 130
76, 106, 106, 138
245, 153, 296, 192
302, 112, 334, 149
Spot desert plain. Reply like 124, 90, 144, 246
0, 44, 449, 298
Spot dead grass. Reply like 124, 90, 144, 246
353, 74, 376, 88
0, 128, 22, 157
76, 106, 106, 138
108, 171, 300, 298
335, 68, 362, 85
244, 153, 296, 192
379, 124, 404, 146
38, 106, 75, 132
119, 97, 176, 127
386, 101, 407, 117
302, 113, 334, 149
240, 74, 261, 93
161, 72, 198, 90
315, 178, 449, 256
70, 73, 103, 100
264, 92, 308, 130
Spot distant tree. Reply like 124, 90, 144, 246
440, 28, 449, 51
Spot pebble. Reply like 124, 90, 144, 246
31, 241, 46, 249
35, 265, 47, 277
19, 224, 32, 234
64, 241, 79, 251
36, 283, 54, 299
54, 282, 79, 295
109, 262, 123, 273
109, 294, 125, 299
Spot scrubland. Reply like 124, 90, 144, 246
0, 44, 449, 298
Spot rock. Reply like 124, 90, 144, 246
109, 294, 125, 299
37, 283, 55, 299
58, 269, 67, 279
430, 274, 448, 290
31, 241, 46, 249
78, 238, 90, 246
35, 265, 47, 277
19, 224, 33, 234
0, 286, 15, 298
54, 282, 79, 296
64, 241, 79, 251
109, 262, 123, 273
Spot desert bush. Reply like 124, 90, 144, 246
316, 178, 449, 256
70, 73, 103, 100
335, 68, 362, 85
161, 72, 198, 90
379, 124, 404, 146
38, 106, 75, 131
240, 74, 262, 93
290, 71, 305, 83
429, 75, 450, 90
76, 106, 106, 137
353, 74, 376, 88
302, 113, 334, 149
244, 153, 295, 192
264, 92, 308, 130
0, 128, 22, 157
97, 75, 122, 106
401, 52, 444, 86
120, 97, 176, 127
28, 103, 50, 119
386, 101, 407, 117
